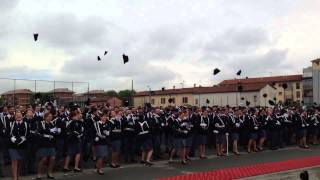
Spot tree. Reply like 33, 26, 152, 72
105, 90, 118, 97
118, 89, 136, 106
0, 96, 3, 106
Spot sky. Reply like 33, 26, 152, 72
0, 0, 319, 93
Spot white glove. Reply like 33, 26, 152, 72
306, 124, 309, 127
235, 123, 240, 127
20, 136, 26, 142
213, 130, 219, 134
11, 136, 17, 143
302, 124, 305, 128
81, 127, 84, 132
57, 128, 61, 134
254, 126, 259, 130
103, 130, 110, 136
200, 123, 207, 128
95, 137, 99, 142
226, 133, 229, 136
183, 130, 188, 134
161, 123, 165, 127
50, 128, 56, 133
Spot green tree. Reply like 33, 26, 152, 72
0, 96, 3, 106
105, 90, 118, 97
118, 89, 136, 106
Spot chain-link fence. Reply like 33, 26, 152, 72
0, 78, 89, 107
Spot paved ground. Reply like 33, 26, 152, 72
3, 146, 320, 180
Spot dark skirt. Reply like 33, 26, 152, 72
37, 148, 56, 158
141, 138, 153, 151
111, 140, 121, 153
249, 133, 258, 140
216, 134, 225, 144
231, 133, 239, 141
186, 136, 193, 147
9, 149, 24, 161
173, 138, 188, 149
94, 145, 108, 158
259, 129, 267, 138
311, 128, 319, 136
197, 134, 208, 145
67, 143, 81, 156
298, 129, 307, 138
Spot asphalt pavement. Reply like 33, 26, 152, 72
6, 146, 320, 180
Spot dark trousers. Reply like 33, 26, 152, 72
124, 136, 136, 161
152, 134, 161, 157
55, 138, 65, 164
25, 142, 37, 174
189, 132, 197, 157
269, 130, 279, 149
278, 129, 285, 148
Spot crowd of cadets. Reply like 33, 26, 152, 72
0, 103, 320, 179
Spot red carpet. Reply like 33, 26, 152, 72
157, 156, 320, 180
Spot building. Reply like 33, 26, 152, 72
193, 84, 277, 107
74, 90, 122, 106
134, 74, 303, 108
134, 88, 194, 107
134, 84, 277, 108
107, 97, 123, 107
219, 75, 303, 104
49, 88, 74, 105
303, 66, 313, 105
1, 89, 32, 106
312, 59, 320, 105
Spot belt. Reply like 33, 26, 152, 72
112, 129, 122, 133
139, 131, 149, 135
124, 128, 135, 131
43, 134, 54, 139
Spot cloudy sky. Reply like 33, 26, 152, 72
0, 0, 319, 93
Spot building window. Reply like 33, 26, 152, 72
296, 82, 300, 89
182, 97, 188, 104
279, 92, 283, 96
195, 99, 198, 105
253, 96, 257, 102
160, 98, 166, 104
296, 91, 301, 98
151, 99, 155, 105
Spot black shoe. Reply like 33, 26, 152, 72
36, 177, 42, 180
96, 169, 104, 175
130, 159, 137, 163
47, 174, 55, 179
73, 168, 82, 173
181, 161, 188, 165
63, 168, 72, 173
109, 164, 120, 168
200, 156, 208, 160
140, 161, 146, 164
145, 161, 154, 166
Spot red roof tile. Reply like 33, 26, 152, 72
134, 84, 270, 97
219, 75, 302, 85
2, 89, 33, 95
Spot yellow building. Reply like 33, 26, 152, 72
134, 75, 303, 107
219, 75, 303, 104
134, 88, 194, 107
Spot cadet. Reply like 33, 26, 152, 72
64, 109, 84, 172
36, 112, 57, 180
7, 111, 29, 180
93, 110, 110, 175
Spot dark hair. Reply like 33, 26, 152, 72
44, 112, 52, 120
